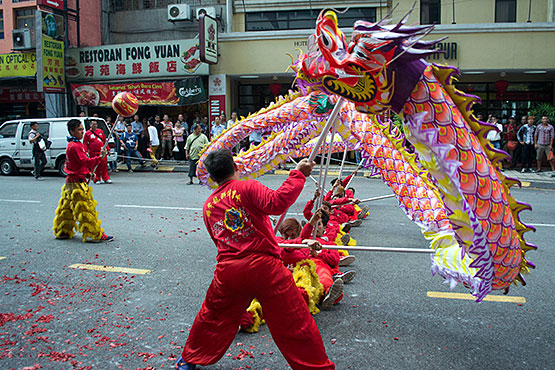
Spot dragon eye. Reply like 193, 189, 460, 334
321, 33, 331, 49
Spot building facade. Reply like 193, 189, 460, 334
0, 0, 102, 120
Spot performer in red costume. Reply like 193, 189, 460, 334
52, 119, 114, 242
83, 120, 111, 184
177, 149, 334, 370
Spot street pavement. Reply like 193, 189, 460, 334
0, 170, 553, 369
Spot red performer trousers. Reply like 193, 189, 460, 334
181, 253, 334, 370
91, 152, 110, 182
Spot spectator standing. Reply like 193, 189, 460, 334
173, 121, 186, 161
131, 115, 144, 136
138, 118, 150, 159
120, 123, 146, 172
83, 120, 112, 184
227, 111, 238, 129
517, 116, 536, 173
176, 113, 189, 134
534, 115, 555, 172
153, 115, 163, 158
190, 116, 201, 134
113, 115, 126, 162
147, 120, 159, 167
160, 114, 174, 160
210, 116, 225, 140
79, 111, 86, 117
201, 116, 209, 134
185, 123, 209, 185
249, 129, 263, 148
28, 122, 47, 181
503, 116, 518, 169
486, 114, 503, 149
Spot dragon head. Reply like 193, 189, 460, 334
294, 7, 445, 114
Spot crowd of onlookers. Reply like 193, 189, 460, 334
80, 110, 270, 183
480, 113, 555, 173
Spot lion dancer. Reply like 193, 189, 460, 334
52, 119, 114, 243
176, 149, 334, 370
83, 119, 112, 184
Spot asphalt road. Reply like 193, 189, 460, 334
0, 171, 553, 370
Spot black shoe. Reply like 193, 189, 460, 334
176, 357, 196, 369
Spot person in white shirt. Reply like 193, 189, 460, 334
147, 120, 160, 167
486, 114, 503, 149
210, 116, 225, 140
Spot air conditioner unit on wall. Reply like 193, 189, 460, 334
168, 4, 192, 21
12, 29, 32, 50
196, 7, 217, 20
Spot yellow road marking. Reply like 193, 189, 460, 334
69, 263, 151, 275
0, 256, 6, 260
427, 291, 526, 303
521, 181, 530, 187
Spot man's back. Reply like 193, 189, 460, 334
203, 172, 306, 262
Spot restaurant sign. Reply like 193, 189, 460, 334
70, 77, 206, 107
65, 40, 209, 81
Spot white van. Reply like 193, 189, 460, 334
0, 117, 116, 176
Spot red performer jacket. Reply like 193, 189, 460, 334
83, 128, 106, 155
203, 170, 306, 262
277, 223, 340, 269
65, 140, 101, 183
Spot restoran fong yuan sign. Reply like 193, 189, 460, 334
65, 39, 208, 81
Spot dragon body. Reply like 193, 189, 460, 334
198, 9, 535, 301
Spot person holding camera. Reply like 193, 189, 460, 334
28, 122, 47, 181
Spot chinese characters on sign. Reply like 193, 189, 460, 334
199, 14, 218, 65
0, 53, 36, 77
36, 11, 65, 93
41, 36, 65, 93
65, 40, 208, 81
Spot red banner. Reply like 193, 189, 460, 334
71, 82, 179, 107
0, 88, 44, 103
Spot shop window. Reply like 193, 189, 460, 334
495, 0, 516, 22
455, 81, 553, 119
420, 0, 441, 25
0, 11, 4, 39
111, 0, 174, 12
0, 122, 18, 138
21, 122, 50, 140
245, 7, 376, 31
14, 8, 35, 30
238, 83, 288, 116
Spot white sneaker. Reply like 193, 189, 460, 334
339, 255, 355, 266
321, 279, 343, 310
333, 270, 356, 284
105, 179, 112, 184
97, 180, 105, 184
36, 177, 45, 181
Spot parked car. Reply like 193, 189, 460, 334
0, 117, 116, 176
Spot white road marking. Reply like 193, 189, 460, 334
0, 199, 41, 204
528, 223, 555, 227
115, 204, 203, 211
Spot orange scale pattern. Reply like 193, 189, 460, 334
404, 66, 523, 290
